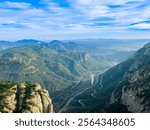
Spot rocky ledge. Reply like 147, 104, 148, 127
0, 82, 54, 113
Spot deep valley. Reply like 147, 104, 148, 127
0, 39, 150, 113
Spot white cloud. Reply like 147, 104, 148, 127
72, 0, 145, 6
77, 0, 92, 5
131, 23, 150, 29
0, 1, 31, 9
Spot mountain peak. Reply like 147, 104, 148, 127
16, 39, 42, 44
50, 40, 63, 44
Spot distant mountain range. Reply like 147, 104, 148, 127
0, 39, 45, 50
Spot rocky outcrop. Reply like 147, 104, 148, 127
0, 82, 54, 113
107, 43, 150, 113
109, 81, 150, 113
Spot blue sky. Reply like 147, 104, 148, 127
0, 0, 150, 40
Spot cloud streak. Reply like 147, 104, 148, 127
0, 0, 150, 40
0, 1, 31, 9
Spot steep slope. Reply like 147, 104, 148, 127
59, 43, 150, 113
106, 43, 150, 113
0, 81, 53, 113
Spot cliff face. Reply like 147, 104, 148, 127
0, 82, 54, 113
109, 43, 150, 113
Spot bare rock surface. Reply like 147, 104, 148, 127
0, 82, 54, 113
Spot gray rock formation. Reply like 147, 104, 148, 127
108, 43, 150, 113
0, 82, 54, 113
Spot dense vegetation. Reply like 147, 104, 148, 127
0, 81, 17, 94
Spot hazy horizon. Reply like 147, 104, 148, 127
0, 38, 150, 42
